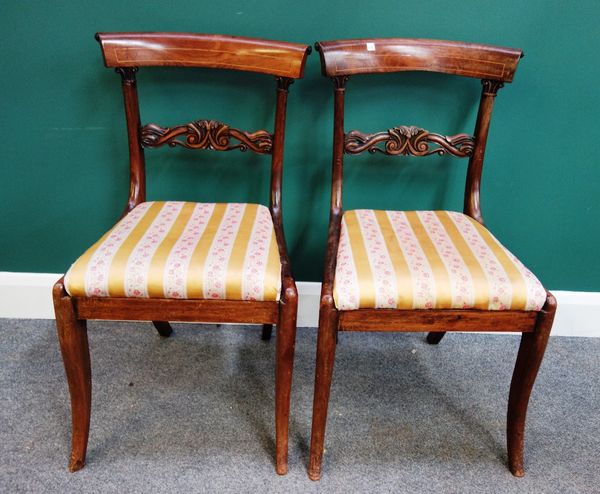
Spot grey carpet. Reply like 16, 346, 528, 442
1, 319, 599, 493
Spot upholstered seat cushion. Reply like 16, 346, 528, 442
65, 202, 281, 301
333, 210, 546, 311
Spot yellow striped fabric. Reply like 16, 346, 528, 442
333, 210, 546, 311
64, 201, 281, 301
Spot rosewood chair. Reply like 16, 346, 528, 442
53, 32, 310, 474
308, 38, 556, 480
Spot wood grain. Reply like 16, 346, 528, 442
53, 279, 91, 473
75, 297, 279, 324
339, 309, 537, 332
97, 32, 310, 78
316, 38, 522, 81
507, 293, 556, 476
116, 67, 145, 214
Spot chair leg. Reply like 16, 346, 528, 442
507, 294, 556, 477
308, 302, 339, 481
262, 323, 273, 341
152, 321, 173, 337
275, 286, 298, 475
426, 331, 446, 344
53, 283, 91, 473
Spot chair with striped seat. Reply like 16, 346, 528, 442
308, 38, 556, 480
53, 33, 310, 474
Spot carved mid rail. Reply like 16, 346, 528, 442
344, 125, 475, 157
141, 119, 273, 154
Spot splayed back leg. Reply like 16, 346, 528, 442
152, 321, 173, 337
426, 331, 446, 344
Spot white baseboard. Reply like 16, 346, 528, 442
0, 272, 60, 320
1, 272, 598, 337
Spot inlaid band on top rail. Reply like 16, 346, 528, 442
97, 32, 311, 78
315, 38, 522, 81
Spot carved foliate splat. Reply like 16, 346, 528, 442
141, 120, 273, 154
344, 125, 475, 157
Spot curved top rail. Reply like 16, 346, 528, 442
96, 32, 311, 78
315, 38, 522, 82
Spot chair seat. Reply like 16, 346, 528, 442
65, 201, 281, 301
333, 210, 546, 311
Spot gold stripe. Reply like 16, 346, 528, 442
436, 212, 490, 310
470, 219, 528, 310
225, 204, 259, 300
186, 203, 228, 298
65, 228, 115, 296
344, 210, 376, 308
147, 203, 196, 298
374, 210, 413, 309
108, 202, 165, 297
264, 228, 281, 301
405, 211, 452, 309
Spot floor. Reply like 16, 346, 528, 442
1, 319, 598, 493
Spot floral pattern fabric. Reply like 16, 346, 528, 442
333, 210, 546, 311
65, 202, 281, 302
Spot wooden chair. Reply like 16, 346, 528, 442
53, 32, 310, 474
308, 38, 556, 480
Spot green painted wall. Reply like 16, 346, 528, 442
1, 1, 598, 290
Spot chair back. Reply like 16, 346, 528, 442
315, 38, 523, 223
96, 32, 311, 217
